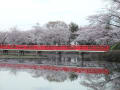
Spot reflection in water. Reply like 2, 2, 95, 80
0, 52, 120, 90
0, 70, 87, 90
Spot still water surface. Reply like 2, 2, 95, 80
0, 53, 120, 90
0, 70, 87, 90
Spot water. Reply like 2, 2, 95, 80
0, 52, 120, 90
0, 70, 87, 90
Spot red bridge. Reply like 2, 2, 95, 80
0, 45, 110, 52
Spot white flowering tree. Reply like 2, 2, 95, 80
73, 10, 120, 45
25, 24, 47, 45
43, 21, 71, 45
6, 27, 26, 44
0, 31, 8, 44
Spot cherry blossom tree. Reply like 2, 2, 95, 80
43, 21, 71, 45
6, 27, 25, 44
0, 31, 8, 44
73, 9, 120, 45
26, 24, 47, 45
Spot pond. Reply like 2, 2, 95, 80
0, 52, 120, 90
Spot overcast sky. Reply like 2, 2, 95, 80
0, 0, 106, 30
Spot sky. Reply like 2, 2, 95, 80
0, 0, 106, 31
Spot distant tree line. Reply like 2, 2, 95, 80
0, 21, 79, 45
0, 0, 120, 46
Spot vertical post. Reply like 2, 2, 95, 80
18, 50, 20, 56
19, 50, 24, 56
36, 51, 38, 58
81, 52, 84, 67
58, 51, 62, 63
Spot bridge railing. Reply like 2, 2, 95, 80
0, 44, 110, 52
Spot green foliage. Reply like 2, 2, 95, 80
69, 72, 78, 81
69, 22, 79, 33
111, 42, 120, 50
